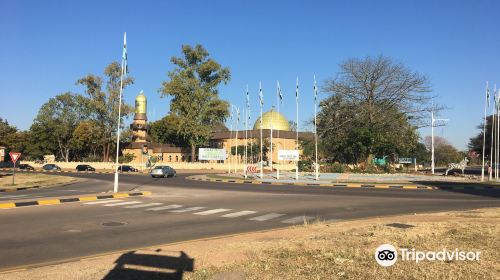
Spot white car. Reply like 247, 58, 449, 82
150, 165, 176, 178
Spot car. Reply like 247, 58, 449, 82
150, 165, 176, 178
18, 164, 35, 170
42, 164, 61, 171
118, 165, 137, 172
76, 164, 95, 172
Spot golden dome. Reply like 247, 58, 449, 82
253, 110, 290, 131
134, 90, 147, 120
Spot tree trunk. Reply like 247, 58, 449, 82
191, 143, 196, 162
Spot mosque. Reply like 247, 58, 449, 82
123, 91, 313, 165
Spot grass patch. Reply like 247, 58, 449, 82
206, 174, 251, 180
0, 173, 76, 189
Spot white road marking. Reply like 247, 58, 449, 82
103, 201, 141, 207
83, 199, 123, 205
125, 203, 163, 209
221, 210, 257, 218
0, 194, 29, 198
169, 206, 206, 213
145, 204, 183, 211
194, 208, 232, 215
249, 213, 285, 221
281, 216, 313, 224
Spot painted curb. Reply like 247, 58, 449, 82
0, 191, 152, 209
187, 176, 499, 191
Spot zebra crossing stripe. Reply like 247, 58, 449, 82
169, 206, 206, 213
281, 216, 313, 224
145, 204, 183, 211
83, 199, 122, 205
249, 213, 285, 221
103, 201, 141, 207
221, 210, 257, 218
125, 203, 163, 209
194, 208, 231, 215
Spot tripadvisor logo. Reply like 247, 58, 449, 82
375, 244, 481, 267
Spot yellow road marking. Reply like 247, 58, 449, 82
38, 199, 60, 205
113, 193, 129, 198
79, 196, 98, 202
0, 203, 16, 209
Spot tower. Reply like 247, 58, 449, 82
131, 90, 149, 143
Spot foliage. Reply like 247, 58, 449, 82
321, 162, 345, 173
119, 153, 135, 164
160, 44, 230, 161
423, 136, 462, 166
149, 114, 188, 146
468, 115, 495, 160
318, 56, 431, 164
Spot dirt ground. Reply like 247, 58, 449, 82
0, 173, 77, 189
1, 208, 499, 280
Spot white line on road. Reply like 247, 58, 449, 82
103, 201, 142, 207
249, 213, 285, 221
169, 206, 206, 213
281, 216, 313, 224
221, 210, 257, 218
145, 204, 183, 211
83, 199, 123, 205
193, 208, 232, 215
125, 203, 163, 209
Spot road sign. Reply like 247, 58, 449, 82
398, 157, 415, 164
278, 150, 299, 161
199, 148, 227, 161
9, 152, 21, 163
246, 165, 257, 173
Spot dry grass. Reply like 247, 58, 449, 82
0, 173, 76, 188
188, 209, 500, 280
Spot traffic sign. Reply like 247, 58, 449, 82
9, 152, 21, 163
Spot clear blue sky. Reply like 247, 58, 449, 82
1, 0, 499, 150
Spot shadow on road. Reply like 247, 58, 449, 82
411, 180, 500, 199
103, 250, 194, 280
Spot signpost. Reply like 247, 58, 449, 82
199, 148, 227, 161
9, 152, 21, 185
278, 150, 299, 161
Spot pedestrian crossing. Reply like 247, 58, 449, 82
82, 199, 315, 224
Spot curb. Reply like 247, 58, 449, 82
187, 176, 499, 191
0, 169, 145, 175
0, 179, 80, 193
0, 191, 152, 209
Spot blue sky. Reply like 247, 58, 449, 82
1, 0, 499, 149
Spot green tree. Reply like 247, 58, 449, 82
76, 62, 134, 162
71, 120, 103, 160
149, 114, 187, 146
160, 44, 231, 161
30, 93, 87, 162
424, 136, 461, 166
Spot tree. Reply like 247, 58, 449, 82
76, 62, 134, 162
468, 115, 494, 159
149, 114, 187, 146
160, 44, 231, 161
71, 121, 103, 160
0, 118, 29, 158
30, 93, 87, 162
423, 136, 462, 166
319, 55, 432, 163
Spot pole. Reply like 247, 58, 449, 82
259, 82, 264, 179
431, 109, 435, 175
481, 81, 489, 181
245, 86, 249, 178
490, 100, 495, 181
12, 161, 15, 185
229, 108, 233, 174
113, 32, 126, 193
235, 106, 239, 174
295, 77, 299, 180
314, 75, 319, 180
276, 81, 280, 179
496, 85, 499, 180
270, 107, 273, 174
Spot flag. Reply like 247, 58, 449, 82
237, 107, 240, 122
313, 75, 318, 102
259, 83, 263, 106
230, 106, 234, 122
295, 77, 299, 101
246, 85, 250, 107
278, 81, 283, 104
122, 32, 128, 75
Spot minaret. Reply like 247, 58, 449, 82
131, 90, 148, 143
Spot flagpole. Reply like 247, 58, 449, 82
259, 82, 264, 179
496, 85, 499, 180
113, 32, 127, 193
228, 107, 233, 174
314, 75, 319, 180
489, 98, 495, 181
482, 81, 489, 181
276, 81, 280, 180
245, 86, 249, 178
431, 109, 435, 175
235, 106, 239, 174
295, 77, 299, 180
270, 106, 273, 175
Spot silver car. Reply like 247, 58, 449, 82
150, 165, 176, 178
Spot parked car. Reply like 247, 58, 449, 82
118, 165, 137, 172
76, 164, 95, 172
42, 164, 61, 171
18, 164, 35, 170
150, 165, 176, 178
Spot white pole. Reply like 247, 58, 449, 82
235, 106, 239, 174
482, 81, 489, 181
489, 100, 495, 181
496, 85, 499, 180
270, 107, 273, 174
431, 109, 435, 175
259, 82, 264, 179
113, 32, 127, 193
228, 107, 233, 174
276, 81, 280, 179
295, 77, 299, 180
245, 86, 249, 178
314, 75, 319, 180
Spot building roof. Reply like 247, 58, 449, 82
253, 110, 290, 131
123, 142, 191, 153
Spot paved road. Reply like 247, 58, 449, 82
0, 172, 499, 270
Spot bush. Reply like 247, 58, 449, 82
321, 163, 345, 173
298, 160, 313, 172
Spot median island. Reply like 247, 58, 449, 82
0, 173, 77, 190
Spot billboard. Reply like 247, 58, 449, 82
278, 150, 299, 161
199, 148, 227, 161
398, 158, 415, 164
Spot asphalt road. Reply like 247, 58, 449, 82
0, 172, 499, 271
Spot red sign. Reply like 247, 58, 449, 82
9, 152, 21, 163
